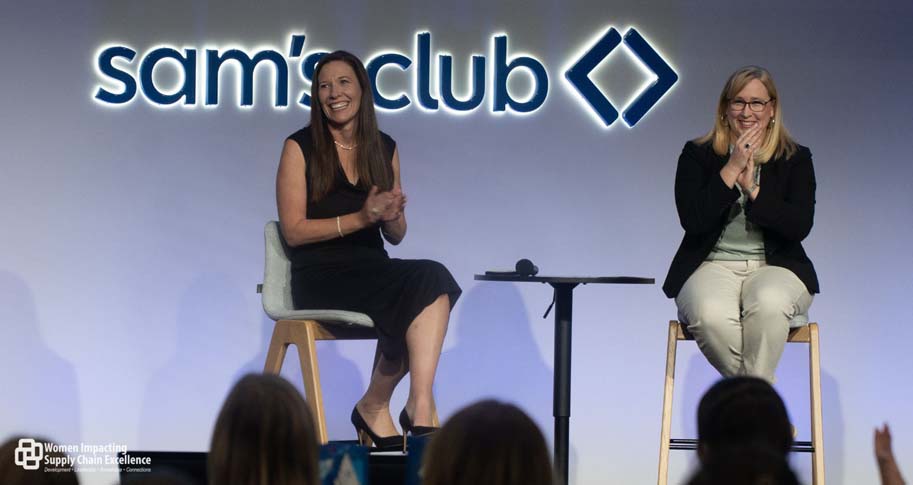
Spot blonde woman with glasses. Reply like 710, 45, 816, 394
663, 66, 819, 382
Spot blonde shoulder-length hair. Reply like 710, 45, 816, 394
696, 66, 797, 163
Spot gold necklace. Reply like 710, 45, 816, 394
334, 140, 358, 150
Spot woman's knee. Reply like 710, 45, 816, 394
417, 259, 452, 281
744, 286, 796, 320
682, 297, 739, 330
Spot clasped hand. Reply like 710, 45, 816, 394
729, 125, 763, 193
363, 186, 407, 223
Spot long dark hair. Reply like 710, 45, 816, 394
208, 374, 319, 485
422, 400, 555, 485
697, 376, 793, 460
308, 50, 392, 202
686, 444, 800, 485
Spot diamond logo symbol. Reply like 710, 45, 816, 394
565, 27, 678, 127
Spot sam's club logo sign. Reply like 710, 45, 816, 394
93, 27, 677, 127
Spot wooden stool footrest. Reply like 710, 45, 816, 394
668, 438, 815, 453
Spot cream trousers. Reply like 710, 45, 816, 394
675, 260, 813, 382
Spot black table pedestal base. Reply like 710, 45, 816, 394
474, 274, 654, 485
552, 282, 577, 485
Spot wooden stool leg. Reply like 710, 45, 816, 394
808, 323, 825, 485
658, 321, 679, 485
297, 322, 329, 444
263, 322, 290, 374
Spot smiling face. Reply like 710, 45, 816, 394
726, 78, 775, 139
316, 60, 363, 129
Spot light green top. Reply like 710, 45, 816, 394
707, 161, 765, 261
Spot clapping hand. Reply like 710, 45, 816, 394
731, 124, 763, 170
736, 156, 756, 193
362, 186, 406, 224
874, 423, 907, 485
875, 423, 894, 463
380, 188, 407, 222
732, 125, 763, 193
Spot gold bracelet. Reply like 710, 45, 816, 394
336, 216, 344, 238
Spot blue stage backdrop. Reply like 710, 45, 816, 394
1, 1, 911, 484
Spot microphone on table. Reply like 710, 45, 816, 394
483, 259, 553, 317
484, 258, 539, 277
515, 258, 539, 277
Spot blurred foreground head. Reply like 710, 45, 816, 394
686, 444, 800, 485
0, 436, 78, 485
697, 376, 793, 460
422, 399, 553, 485
208, 374, 319, 485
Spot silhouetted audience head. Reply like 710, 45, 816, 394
697, 376, 793, 460
422, 399, 553, 485
0, 436, 78, 485
686, 444, 800, 485
208, 374, 319, 485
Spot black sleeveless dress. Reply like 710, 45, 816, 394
285, 127, 461, 358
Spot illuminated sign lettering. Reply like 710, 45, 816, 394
93, 28, 675, 127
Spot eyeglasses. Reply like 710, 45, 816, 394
729, 98, 773, 112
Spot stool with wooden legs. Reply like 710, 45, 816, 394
263, 319, 379, 444
657, 320, 824, 485
259, 221, 439, 444
259, 221, 378, 444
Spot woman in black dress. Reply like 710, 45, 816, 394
276, 51, 461, 449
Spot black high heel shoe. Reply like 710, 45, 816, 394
351, 407, 402, 452
399, 408, 439, 440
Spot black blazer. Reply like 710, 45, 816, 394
662, 140, 819, 298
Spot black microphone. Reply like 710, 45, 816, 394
515, 258, 539, 277
484, 258, 539, 277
